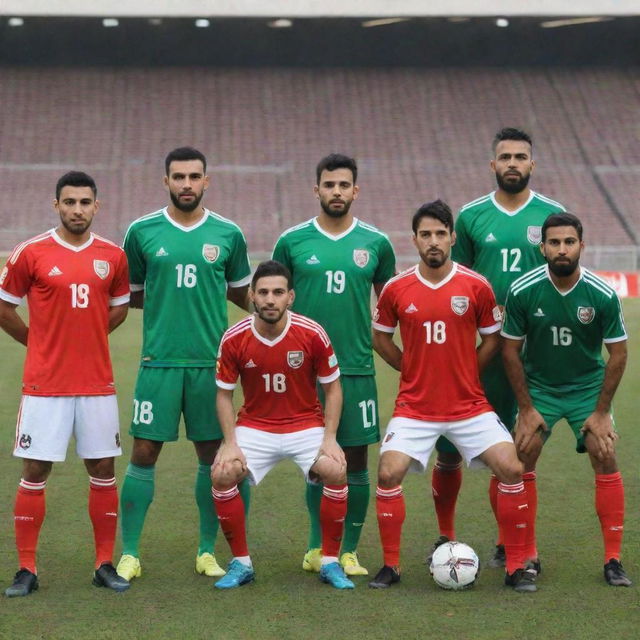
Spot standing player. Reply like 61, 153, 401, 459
116, 147, 251, 583
502, 212, 631, 587
429, 127, 565, 568
369, 200, 535, 592
212, 260, 353, 590
272, 154, 396, 576
0, 172, 130, 596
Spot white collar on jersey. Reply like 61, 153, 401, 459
414, 262, 459, 289
162, 207, 209, 232
545, 263, 584, 296
51, 228, 95, 252
489, 190, 535, 216
312, 216, 358, 241
250, 310, 292, 346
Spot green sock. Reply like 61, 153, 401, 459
239, 477, 251, 516
306, 481, 323, 549
341, 470, 370, 553
120, 463, 155, 557
196, 462, 218, 555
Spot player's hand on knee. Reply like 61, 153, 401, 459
312, 438, 347, 484
212, 442, 247, 485
581, 411, 616, 461
514, 407, 547, 456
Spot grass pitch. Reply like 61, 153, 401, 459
0, 301, 638, 639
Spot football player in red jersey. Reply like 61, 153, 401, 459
0, 172, 130, 596
368, 200, 533, 592
211, 260, 354, 589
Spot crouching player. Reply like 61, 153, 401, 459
502, 212, 631, 586
211, 260, 354, 589
369, 200, 534, 592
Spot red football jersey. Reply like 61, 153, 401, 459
373, 263, 501, 421
0, 229, 130, 396
216, 311, 340, 433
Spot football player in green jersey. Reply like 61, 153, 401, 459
501, 212, 631, 587
272, 154, 396, 576
116, 147, 252, 583
428, 128, 565, 568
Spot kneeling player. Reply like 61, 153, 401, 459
369, 200, 534, 592
502, 212, 631, 586
211, 260, 353, 589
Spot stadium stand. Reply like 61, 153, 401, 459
0, 14, 638, 269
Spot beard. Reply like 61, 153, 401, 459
254, 304, 286, 325
548, 257, 579, 277
423, 250, 447, 268
320, 198, 352, 218
496, 170, 531, 194
170, 190, 203, 213
61, 218, 91, 235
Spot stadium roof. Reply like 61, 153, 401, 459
2, 0, 638, 17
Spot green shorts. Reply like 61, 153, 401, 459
530, 385, 615, 454
436, 354, 517, 455
317, 375, 380, 448
129, 366, 221, 442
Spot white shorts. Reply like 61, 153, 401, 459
380, 412, 513, 473
14, 395, 122, 462
236, 426, 324, 486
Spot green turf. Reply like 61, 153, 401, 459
0, 301, 638, 639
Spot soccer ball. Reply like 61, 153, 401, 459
429, 541, 479, 590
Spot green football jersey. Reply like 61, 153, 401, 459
272, 217, 396, 375
501, 265, 627, 393
124, 208, 251, 367
453, 191, 565, 304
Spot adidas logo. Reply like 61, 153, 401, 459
485, 233, 497, 242
405, 303, 418, 313
48, 266, 63, 276
534, 308, 545, 317
244, 359, 257, 368
306, 255, 320, 265
155, 247, 168, 257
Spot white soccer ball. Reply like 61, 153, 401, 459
429, 541, 479, 590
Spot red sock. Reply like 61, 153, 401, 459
595, 472, 625, 563
89, 477, 118, 568
320, 484, 348, 558
523, 471, 538, 561
497, 481, 527, 574
376, 485, 405, 567
431, 461, 462, 540
488, 475, 503, 545
14, 480, 46, 574
213, 485, 248, 557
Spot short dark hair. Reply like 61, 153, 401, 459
251, 260, 292, 290
492, 127, 533, 153
541, 212, 583, 242
165, 147, 207, 175
412, 199, 454, 234
316, 153, 358, 185
55, 171, 97, 200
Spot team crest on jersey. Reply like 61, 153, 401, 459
19, 434, 32, 449
0, 266, 7, 285
527, 226, 542, 245
353, 249, 370, 268
577, 306, 595, 324
287, 351, 304, 368
93, 260, 110, 279
451, 296, 469, 316
493, 305, 503, 322
202, 244, 220, 263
